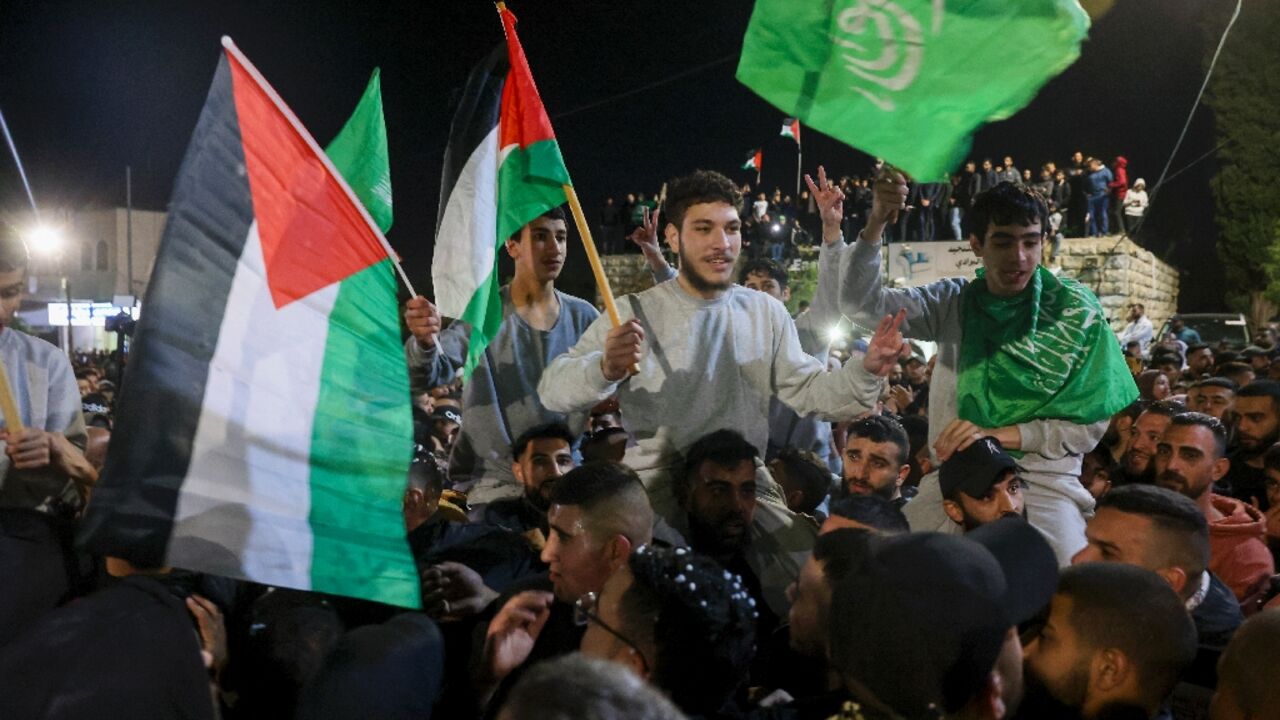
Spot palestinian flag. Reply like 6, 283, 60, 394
742, 148, 763, 172
433, 4, 572, 377
78, 39, 420, 608
780, 117, 801, 144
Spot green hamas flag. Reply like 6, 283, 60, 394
736, 1, 1089, 179
326, 68, 393, 232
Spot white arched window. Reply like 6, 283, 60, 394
95, 240, 109, 271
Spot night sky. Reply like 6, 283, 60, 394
0, 0, 1234, 310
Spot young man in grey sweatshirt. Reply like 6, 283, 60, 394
404, 208, 598, 508
537, 170, 905, 615
820, 173, 1136, 565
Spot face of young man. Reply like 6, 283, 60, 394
506, 216, 568, 285
1023, 594, 1094, 712
969, 221, 1044, 297
903, 359, 928, 386
1123, 411, 1172, 478
1186, 348, 1214, 376
542, 504, 614, 603
1187, 384, 1228, 417
667, 202, 742, 298
0, 269, 24, 329
786, 555, 830, 659
512, 437, 575, 510
685, 459, 756, 556
1234, 396, 1280, 453
1154, 424, 1227, 502
842, 436, 907, 500
943, 472, 1026, 530
1072, 508, 1158, 570
742, 271, 789, 303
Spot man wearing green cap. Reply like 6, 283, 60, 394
815, 173, 1137, 564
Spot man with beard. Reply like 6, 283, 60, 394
1184, 342, 1214, 381
840, 415, 911, 508
1154, 413, 1274, 601
1223, 381, 1280, 510
540, 170, 905, 618
1019, 564, 1197, 719
1073, 485, 1243, 657
941, 437, 1027, 531
484, 423, 577, 539
404, 208, 598, 510
1120, 400, 1184, 485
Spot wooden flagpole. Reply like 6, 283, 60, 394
562, 184, 640, 375
0, 358, 25, 435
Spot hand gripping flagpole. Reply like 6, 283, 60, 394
0, 358, 25, 436
562, 184, 639, 375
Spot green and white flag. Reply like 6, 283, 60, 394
737, 1, 1090, 179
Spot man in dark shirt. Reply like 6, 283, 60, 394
1224, 381, 1280, 510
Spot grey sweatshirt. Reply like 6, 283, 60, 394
538, 278, 883, 615
405, 287, 598, 504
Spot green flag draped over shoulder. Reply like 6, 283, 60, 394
956, 267, 1137, 436
736, 1, 1090, 179
326, 68, 393, 233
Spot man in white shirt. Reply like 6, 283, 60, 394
1118, 303, 1155, 357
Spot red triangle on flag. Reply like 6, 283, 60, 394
226, 42, 390, 309
497, 6, 556, 150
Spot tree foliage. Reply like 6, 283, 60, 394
1205, 1, 1280, 324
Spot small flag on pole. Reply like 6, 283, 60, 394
780, 117, 801, 144
737, 0, 1089, 179
432, 5, 574, 378
78, 39, 420, 608
742, 148, 763, 172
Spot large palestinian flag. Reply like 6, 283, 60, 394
432, 5, 572, 376
78, 39, 419, 608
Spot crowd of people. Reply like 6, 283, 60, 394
0, 164, 1277, 720
598, 152, 1149, 270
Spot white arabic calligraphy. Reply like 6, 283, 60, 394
834, 0, 944, 111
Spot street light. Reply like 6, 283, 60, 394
24, 223, 64, 256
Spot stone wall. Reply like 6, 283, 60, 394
1056, 236, 1180, 332
596, 237, 1181, 334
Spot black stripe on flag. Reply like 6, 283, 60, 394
78, 54, 256, 566
436, 44, 507, 239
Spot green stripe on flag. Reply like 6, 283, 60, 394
325, 69, 394, 232
308, 259, 419, 607
454, 137, 570, 377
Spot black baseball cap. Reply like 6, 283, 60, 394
430, 407, 461, 426
967, 517, 1059, 627
829, 532, 1009, 716
939, 437, 1018, 501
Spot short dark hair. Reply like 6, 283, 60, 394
1140, 399, 1187, 420
1057, 564, 1198, 707
0, 226, 30, 273
1186, 343, 1211, 356
1219, 362, 1256, 384
1194, 377, 1238, 393
681, 429, 759, 487
846, 415, 910, 466
1216, 609, 1280, 716
621, 546, 756, 715
549, 461, 653, 546
772, 447, 831, 515
665, 170, 743, 229
1097, 485, 1209, 586
507, 206, 567, 243
827, 495, 910, 534
503, 653, 686, 720
812, 528, 876, 630
511, 422, 575, 460
1237, 380, 1280, 412
737, 258, 788, 289
964, 181, 1049, 241
1168, 412, 1228, 458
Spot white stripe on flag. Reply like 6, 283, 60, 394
167, 222, 338, 589
432, 126, 500, 318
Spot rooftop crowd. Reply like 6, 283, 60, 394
0, 163, 1276, 720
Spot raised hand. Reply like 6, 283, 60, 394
803, 165, 845, 243
862, 310, 910, 378
422, 561, 499, 622
482, 590, 554, 682
628, 206, 662, 257
602, 318, 645, 381
405, 295, 442, 349
865, 168, 910, 239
